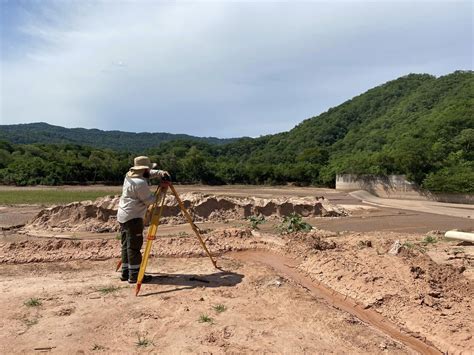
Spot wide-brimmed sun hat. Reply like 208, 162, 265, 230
130, 156, 157, 170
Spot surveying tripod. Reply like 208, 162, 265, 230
116, 177, 218, 296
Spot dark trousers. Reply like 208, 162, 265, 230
120, 218, 144, 281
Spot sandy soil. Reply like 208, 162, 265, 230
1, 227, 472, 353
1, 185, 473, 354
0, 257, 411, 354
2, 184, 472, 234
310, 207, 474, 233
0, 205, 41, 229
350, 190, 474, 219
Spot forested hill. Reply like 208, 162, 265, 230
0, 70, 472, 193
147, 70, 472, 192
0, 122, 235, 151
208, 70, 472, 192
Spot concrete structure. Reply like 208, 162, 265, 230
445, 231, 474, 242
336, 174, 473, 204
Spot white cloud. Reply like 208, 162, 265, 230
1, 1, 472, 137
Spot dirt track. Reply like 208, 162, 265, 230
1, 185, 473, 353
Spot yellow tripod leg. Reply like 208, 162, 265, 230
169, 184, 218, 269
135, 186, 168, 296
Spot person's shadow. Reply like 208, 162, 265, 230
138, 270, 244, 297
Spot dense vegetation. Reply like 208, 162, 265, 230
0, 122, 234, 151
0, 71, 472, 193
0, 141, 130, 185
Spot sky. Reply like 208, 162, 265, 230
0, 0, 472, 138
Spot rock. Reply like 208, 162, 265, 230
388, 240, 402, 255
266, 277, 284, 287
422, 295, 437, 307
361, 240, 372, 248
428, 291, 442, 298
410, 266, 425, 279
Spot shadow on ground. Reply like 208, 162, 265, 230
139, 271, 244, 297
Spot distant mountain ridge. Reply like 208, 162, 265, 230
0, 122, 236, 151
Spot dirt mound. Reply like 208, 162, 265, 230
26, 193, 347, 233
0, 227, 338, 265
298, 232, 474, 353
283, 230, 338, 256
0, 228, 260, 264
0, 239, 119, 263
28, 198, 118, 233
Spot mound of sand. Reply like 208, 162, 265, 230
28, 198, 119, 233
26, 193, 348, 233
297, 232, 473, 353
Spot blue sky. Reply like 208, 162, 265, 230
0, 0, 472, 138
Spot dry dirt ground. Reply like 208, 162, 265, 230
0, 185, 473, 354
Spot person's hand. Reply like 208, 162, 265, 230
159, 170, 171, 179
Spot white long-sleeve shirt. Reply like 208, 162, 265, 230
116, 169, 162, 224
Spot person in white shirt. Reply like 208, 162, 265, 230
117, 156, 169, 283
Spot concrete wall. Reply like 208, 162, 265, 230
429, 193, 474, 204
336, 174, 473, 204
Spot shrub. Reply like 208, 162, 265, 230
277, 213, 312, 234
247, 215, 265, 230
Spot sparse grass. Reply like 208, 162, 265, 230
198, 314, 214, 323
178, 231, 189, 237
92, 344, 105, 351
136, 335, 153, 348
277, 213, 312, 234
213, 304, 227, 313
422, 235, 438, 245
402, 241, 426, 253
247, 215, 265, 230
96, 285, 122, 295
24, 298, 42, 307
24, 318, 38, 327
0, 189, 116, 205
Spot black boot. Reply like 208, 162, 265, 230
120, 268, 129, 281
128, 274, 152, 284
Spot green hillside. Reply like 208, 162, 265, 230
0, 70, 472, 193
0, 122, 235, 151
149, 70, 473, 192
212, 70, 473, 192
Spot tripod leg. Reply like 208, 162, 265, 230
144, 186, 162, 224
169, 184, 218, 269
135, 186, 168, 296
